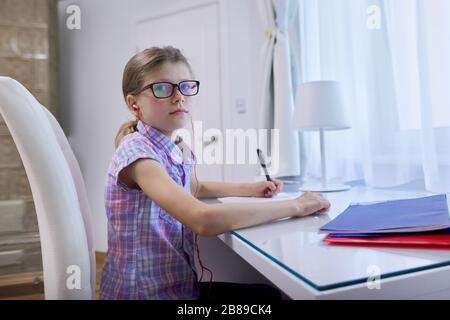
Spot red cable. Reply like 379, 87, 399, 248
189, 116, 214, 290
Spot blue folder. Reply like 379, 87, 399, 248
329, 228, 450, 238
319, 194, 450, 234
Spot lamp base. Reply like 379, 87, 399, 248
299, 182, 352, 192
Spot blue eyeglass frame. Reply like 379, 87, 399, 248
137, 80, 200, 99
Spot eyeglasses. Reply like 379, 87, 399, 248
137, 80, 200, 99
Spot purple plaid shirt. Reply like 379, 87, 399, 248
100, 120, 199, 300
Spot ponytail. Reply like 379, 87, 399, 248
115, 119, 138, 148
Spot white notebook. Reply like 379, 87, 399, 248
218, 192, 302, 204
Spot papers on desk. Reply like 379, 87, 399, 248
218, 192, 302, 204
321, 194, 450, 248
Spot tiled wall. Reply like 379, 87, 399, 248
0, 0, 58, 275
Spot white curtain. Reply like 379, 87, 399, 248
257, 0, 300, 177
294, 0, 450, 193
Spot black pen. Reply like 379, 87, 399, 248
256, 148, 273, 182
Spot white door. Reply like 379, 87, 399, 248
134, 3, 223, 181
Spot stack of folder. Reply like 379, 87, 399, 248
319, 194, 450, 248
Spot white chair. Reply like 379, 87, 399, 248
0, 76, 95, 299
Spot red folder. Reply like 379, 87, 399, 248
324, 234, 450, 248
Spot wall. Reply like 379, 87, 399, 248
58, 0, 133, 252
226, 0, 264, 183
58, 0, 270, 284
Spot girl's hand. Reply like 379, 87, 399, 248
251, 179, 283, 198
293, 191, 330, 217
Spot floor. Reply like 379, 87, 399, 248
0, 252, 105, 300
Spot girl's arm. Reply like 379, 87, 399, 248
126, 158, 330, 237
192, 180, 283, 198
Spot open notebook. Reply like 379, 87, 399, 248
218, 192, 302, 204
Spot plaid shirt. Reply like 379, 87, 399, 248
100, 120, 199, 300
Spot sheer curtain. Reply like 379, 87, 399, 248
294, 0, 450, 193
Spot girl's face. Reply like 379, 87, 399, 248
127, 62, 194, 137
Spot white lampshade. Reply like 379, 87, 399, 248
293, 81, 351, 192
293, 81, 351, 131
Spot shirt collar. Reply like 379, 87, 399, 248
136, 120, 183, 164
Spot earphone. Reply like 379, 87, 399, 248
132, 104, 140, 116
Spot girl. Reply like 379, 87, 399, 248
99, 46, 330, 300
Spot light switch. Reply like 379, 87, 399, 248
235, 98, 246, 114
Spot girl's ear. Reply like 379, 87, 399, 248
126, 94, 135, 108
126, 94, 139, 115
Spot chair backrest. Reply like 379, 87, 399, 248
0, 76, 95, 299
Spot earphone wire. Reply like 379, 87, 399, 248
188, 115, 214, 291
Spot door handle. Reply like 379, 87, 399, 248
203, 135, 217, 147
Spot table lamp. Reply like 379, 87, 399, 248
293, 81, 351, 192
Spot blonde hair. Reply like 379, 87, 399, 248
114, 46, 193, 148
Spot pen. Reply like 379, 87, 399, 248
256, 148, 273, 182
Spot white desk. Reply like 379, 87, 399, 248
215, 186, 450, 299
